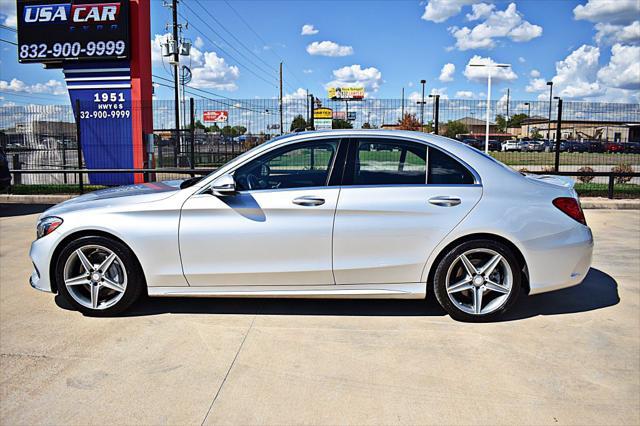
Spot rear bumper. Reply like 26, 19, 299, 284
525, 224, 593, 295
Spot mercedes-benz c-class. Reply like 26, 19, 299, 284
30, 130, 593, 321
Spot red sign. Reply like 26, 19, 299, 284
203, 110, 228, 123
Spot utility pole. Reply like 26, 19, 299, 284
279, 62, 283, 134
505, 88, 510, 119
401, 87, 404, 118
171, 0, 180, 133
306, 88, 309, 127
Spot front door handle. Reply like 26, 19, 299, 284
293, 196, 325, 206
428, 196, 461, 207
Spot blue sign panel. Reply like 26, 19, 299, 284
65, 62, 135, 185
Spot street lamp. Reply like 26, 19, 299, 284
524, 102, 531, 138
418, 79, 426, 130
469, 62, 511, 153
546, 81, 553, 140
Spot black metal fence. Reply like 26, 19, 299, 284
2, 98, 639, 198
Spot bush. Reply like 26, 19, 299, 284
577, 166, 595, 183
541, 166, 555, 173
518, 167, 529, 173
611, 164, 634, 184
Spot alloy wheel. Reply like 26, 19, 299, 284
445, 248, 513, 315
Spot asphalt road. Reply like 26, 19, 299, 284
1, 205, 639, 425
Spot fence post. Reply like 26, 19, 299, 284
12, 154, 21, 185
608, 173, 615, 199
62, 141, 67, 184
554, 98, 563, 173
434, 95, 440, 135
309, 95, 315, 130
75, 99, 84, 194
190, 98, 195, 176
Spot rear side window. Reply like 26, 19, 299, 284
428, 148, 475, 185
352, 140, 427, 185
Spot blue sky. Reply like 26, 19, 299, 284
1, 0, 639, 105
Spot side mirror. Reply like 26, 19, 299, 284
210, 174, 236, 195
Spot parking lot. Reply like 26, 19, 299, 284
1, 205, 639, 425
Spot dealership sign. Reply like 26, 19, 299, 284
328, 87, 365, 100
17, 0, 130, 63
314, 119, 332, 130
313, 107, 333, 119
203, 110, 228, 123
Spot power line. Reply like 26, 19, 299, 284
0, 24, 17, 32
180, 2, 278, 89
222, 0, 307, 90
0, 38, 17, 46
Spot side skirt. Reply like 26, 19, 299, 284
147, 283, 426, 299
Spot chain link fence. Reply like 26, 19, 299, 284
2, 98, 639, 197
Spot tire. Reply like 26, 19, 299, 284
433, 239, 521, 322
55, 236, 145, 316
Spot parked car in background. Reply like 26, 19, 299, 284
562, 141, 588, 153
0, 149, 11, 191
604, 141, 625, 153
525, 140, 545, 152
488, 140, 501, 152
29, 130, 593, 322
623, 141, 640, 154
584, 140, 605, 153
502, 140, 528, 152
461, 139, 483, 150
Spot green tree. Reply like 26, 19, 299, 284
496, 113, 529, 132
208, 123, 221, 133
332, 119, 353, 129
531, 130, 543, 140
290, 114, 308, 131
221, 125, 234, 137
495, 114, 508, 132
232, 125, 247, 135
444, 120, 468, 139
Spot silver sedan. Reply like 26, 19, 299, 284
30, 130, 593, 321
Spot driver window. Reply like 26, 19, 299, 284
234, 140, 339, 191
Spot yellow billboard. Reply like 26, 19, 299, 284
328, 87, 365, 100
313, 107, 333, 119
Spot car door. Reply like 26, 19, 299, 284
179, 138, 344, 286
332, 137, 482, 285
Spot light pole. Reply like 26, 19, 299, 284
546, 81, 553, 140
524, 102, 531, 138
469, 62, 511, 153
419, 79, 426, 130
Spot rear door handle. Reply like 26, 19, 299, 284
293, 196, 325, 206
428, 196, 461, 207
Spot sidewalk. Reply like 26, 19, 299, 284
2, 194, 639, 209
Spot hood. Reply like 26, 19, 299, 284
43, 180, 184, 217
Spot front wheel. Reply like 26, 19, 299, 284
55, 236, 145, 316
433, 239, 522, 322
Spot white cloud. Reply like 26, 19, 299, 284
449, 3, 542, 51
455, 90, 474, 98
301, 24, 319, 36
191, 51, 240, 91
430, 87, 449, 99
325, 65, 383, 92
0, 1, 16, 27
518, 56, 526, 63
466, 3, 495, 21
439, 63, 455, 82
282, 88, 308, 106
530, 69, 541, 78
0, 78, 66, 95
463, 55, 518, 82
306, 41, 353, 57
597, 44, 640, 90
552, 44, 602, 98
594, 21, 640, 45
526, 77, 547, 92
194, 36, 205, 49
574, 0, 640, 25
303, 69, 313, 74
422, 0, 475, 23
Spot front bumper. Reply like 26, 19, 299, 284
29, 234, 59, 293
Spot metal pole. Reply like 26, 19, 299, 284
547, 82, 553, 140
526, 103, 531, 138
190, 97, 195, 175
279, 62, 283, 134
74, 99, 84, 194
401, 88, 404, 118
505, 88, 510, 118
485, 69, 491, 154
608, 173, 615, 199
306, 89, 309, 126
309, 95, 315, 130
420, 80, 425, 130
172, 0, 180, 136
434, 95, 440, 135
554, 99, 563, 172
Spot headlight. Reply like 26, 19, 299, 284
36, 217, 63, 239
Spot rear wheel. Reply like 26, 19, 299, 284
55, 236, 144, 316
433, 239, 521, 322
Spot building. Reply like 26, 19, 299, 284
516, 118, 640, 141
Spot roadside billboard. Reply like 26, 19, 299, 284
203, 110, 228, 123
328, 87, 365, 100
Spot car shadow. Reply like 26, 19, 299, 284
54, 268, 619, 321
0, 203, 53, 217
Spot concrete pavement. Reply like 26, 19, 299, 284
1, 207, 638, 425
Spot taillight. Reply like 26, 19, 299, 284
553, 197, 586, 225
